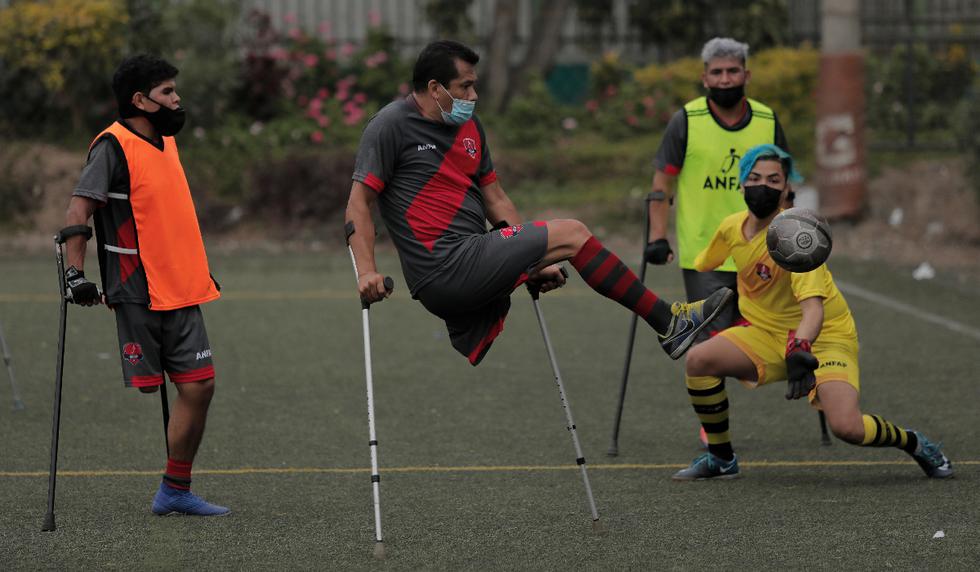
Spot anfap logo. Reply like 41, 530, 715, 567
462, 137, 477, 159
122, 342, 143, 365
755, 263, 772, 281
499, 224, 524, 239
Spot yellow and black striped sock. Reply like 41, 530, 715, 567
687, 375, 733, 460
861, 414, 918, 454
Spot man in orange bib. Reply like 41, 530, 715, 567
63, 54, 228, 516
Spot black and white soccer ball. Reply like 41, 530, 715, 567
766, 207, 833, 273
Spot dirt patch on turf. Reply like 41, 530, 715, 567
831, 157, 980, 283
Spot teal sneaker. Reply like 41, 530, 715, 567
659, 288, 734, 359
911, 431, 953, 479
152, 482, 231, 516
672, 453, 740, 481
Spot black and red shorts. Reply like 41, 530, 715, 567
416, 222, 548, 366
113, 303, 215, 388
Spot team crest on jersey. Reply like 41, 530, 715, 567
499, 224, 524, 239
462, 137, 477, 159
122, 342, 143, 365
755, 263, 773, 281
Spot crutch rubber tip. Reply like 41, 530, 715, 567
821, 436, 832, 446
41, 513, 56, 532
592, 519, 608, 536
13, 399, 25, 411
606, 446, 619, 457
373, 541, 386, 560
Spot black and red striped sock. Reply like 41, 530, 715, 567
571, 236, 672, 334
163, 458, 192, 491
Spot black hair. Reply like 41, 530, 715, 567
411, 40, 479, 92
112, 54, 179, 118
756, 153, 793, 179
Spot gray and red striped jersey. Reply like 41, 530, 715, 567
353, 96, 497, 295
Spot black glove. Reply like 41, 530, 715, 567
644, 238, 673, 265
785, 338, 818, 400
65, 266, 100, 306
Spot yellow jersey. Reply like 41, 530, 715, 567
693, 211, 856, 339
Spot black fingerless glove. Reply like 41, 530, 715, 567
644, 238, 673, 265
785, 338, 818, 400
65, 266, 100, 305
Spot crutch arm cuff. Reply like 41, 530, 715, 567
56, 225, 93, 244
647, 191, 672, 205
344, 221, 355, 245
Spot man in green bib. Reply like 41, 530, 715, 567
646, 37, 789, 337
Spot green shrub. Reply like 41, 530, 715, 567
0, 0, 128, 136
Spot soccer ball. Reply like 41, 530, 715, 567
766, 207, 833, 273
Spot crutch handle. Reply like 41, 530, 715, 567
362, 277, 394, 309
527, 267, 569, 300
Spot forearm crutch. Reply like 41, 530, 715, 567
528, 269, 604, 535
345, 222, 393, 559
43, 226, 91, 532
607, 192, 657, 456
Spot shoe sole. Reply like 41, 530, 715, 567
153, 509, 232, 517
668, 289, 735, 360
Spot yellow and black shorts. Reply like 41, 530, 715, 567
719, 324, 860, 407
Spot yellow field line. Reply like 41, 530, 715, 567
1, 460, 976, 478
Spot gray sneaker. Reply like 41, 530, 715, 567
911, 431, 953, 479
659, 288, 734, 359
672, 453, 740, 481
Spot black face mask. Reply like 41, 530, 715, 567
708, 84, 745, 109
138, 95, 186, 136
743, 184, 783, 218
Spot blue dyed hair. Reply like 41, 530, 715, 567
738, 144, 803, 185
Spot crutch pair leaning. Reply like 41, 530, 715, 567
345, 222, 603, 559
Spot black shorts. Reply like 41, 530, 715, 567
682, 268, 743, 341
416, 222, 548, 365
113, 303, 215, 388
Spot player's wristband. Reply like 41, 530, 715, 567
785, 337, 812, 357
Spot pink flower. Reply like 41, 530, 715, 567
398, 82, 410, 95
288, 27, 302, 40
626, 115, 639, 127
316, 115, 331, 128
642, 95, 655, 108
341, 42, 356, 57
604, 85, 618, 98
284, 12, 297, 24
303, 53, 319, 68
316, 87, 329, 99
335, 88, 349, 101
365, 50, 389, 68
368, 9, 381, 27
325, 48, 337, 61
310, 130, 324, 144
353, 92, 367, 104
585, 99, 599, 112
269, 46, 288, 61
318, 20, 332, 37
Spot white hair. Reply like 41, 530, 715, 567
701, 37, 750, 65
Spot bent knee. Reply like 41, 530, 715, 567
549, 219, 591, 248
685, 346, 716, 377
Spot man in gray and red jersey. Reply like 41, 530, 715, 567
346, 40, 736, 366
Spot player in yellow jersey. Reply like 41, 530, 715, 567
672, 144, 952, 480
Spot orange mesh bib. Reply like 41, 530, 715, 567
93, 122, 219, 310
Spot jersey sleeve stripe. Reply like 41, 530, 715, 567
662, 164, 681, 176
356, 172, 386, 193
479, 171, 498, 187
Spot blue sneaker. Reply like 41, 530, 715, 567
152, 483, 231, 516
911, 431, 953, 479
659, 288, 734, 359
672, 453, 740, 481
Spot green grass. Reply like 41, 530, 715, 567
1, 250, 978, 570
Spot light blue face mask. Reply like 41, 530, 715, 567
437, 84, 475, 125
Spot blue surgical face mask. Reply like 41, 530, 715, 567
436, 84, 475, 125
